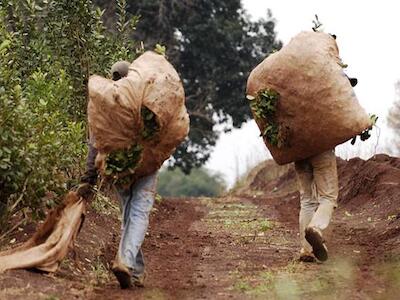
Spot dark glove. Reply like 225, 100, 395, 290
80, 170, 98, 186
345, 74, 358, 87
348, 77, 358, 87
76, 182, 95, 201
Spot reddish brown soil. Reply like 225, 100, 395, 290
1, 154, 400, 299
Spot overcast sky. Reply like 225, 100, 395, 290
206, 0, 400, 187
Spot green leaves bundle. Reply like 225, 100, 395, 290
248, 89, 286, 148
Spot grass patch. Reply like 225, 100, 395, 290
375, 257, 400, 297
234, 280, 253, 292
222, 218, 273, 233
155, 193, 163, 204
142, 288, 168, 300
91, 190, 120, 217
203, 198, 274, 240
43, 296, 59, 300
90, 257, 110, 286
229, 259, 357, 299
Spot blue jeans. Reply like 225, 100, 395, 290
116, 172, 158, 278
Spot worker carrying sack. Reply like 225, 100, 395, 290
0, 52, 189, 274
246, 31, 372, 165
88, 51, 190, 186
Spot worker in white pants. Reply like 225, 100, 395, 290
294, 150, 338, 262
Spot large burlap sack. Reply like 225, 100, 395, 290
247, 31, 371, 165
0, 192, 85, 273
88, 51, 189, 182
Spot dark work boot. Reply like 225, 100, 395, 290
305, 227, 328, 262
299, 248, 316, 263
112, 257, 132, 289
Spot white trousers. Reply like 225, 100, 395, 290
295, 150, 338, 252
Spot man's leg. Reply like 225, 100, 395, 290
114, 172, 158, 288
131, 248, 145, 287
295, 159, 318, 261
308, 150, 338, 230
306, 150, 338, 261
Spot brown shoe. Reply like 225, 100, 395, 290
305, 227, 328, 262
112, 259, 132, 289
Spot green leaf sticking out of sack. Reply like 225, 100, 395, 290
141, 106, 160, 140
154, 44, 166, 56
312, 14, 323, 32
248, 88, 289, 148
351, 114, 378, 145
263, 124, 279, 146
104, 144, 143, 184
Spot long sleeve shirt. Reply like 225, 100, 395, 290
80, 136, 98, 185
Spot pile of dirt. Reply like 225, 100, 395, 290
233, 160, 297, 198
237, 154, 400, 209
337, 154, 400, 205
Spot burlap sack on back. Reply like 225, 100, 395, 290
0, 192, 85, 273
88, 51, 189, 181
247, 31, 371, 165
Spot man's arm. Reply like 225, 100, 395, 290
80, 140, 98, 186
77, 138, 98, 199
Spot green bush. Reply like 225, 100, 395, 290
157, 168, 226, 197
0, 0, 138, 226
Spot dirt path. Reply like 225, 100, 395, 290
1, 156, 400, 300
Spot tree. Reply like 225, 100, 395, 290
94, 0, 282, 172
0, 0, 138, 226
157, 167, 226, 197
387, 81, 400, 155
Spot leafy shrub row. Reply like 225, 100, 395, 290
0, 0, 138, 226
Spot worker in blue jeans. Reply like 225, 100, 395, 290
112, 172, 157, 288
79, 61, 157, 289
